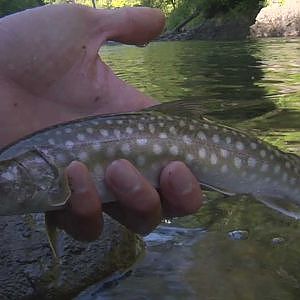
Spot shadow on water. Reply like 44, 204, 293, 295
80, 38, 300, 299
101, 40, 276, 123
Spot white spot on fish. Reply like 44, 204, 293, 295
92, 142, 101, 151
260, 150, 266, 158
94, 164, 104, 177
260, 163, 269, 172
65, 128, 72, 133
274, 164, 281, 174
153, 144, 163, 155
65, 140, 74, 149
210, 153, 218, 165
56, 153, 66, 163
138, 123, 144, 131
285, 162, 291, 169
222, 128, 228, 133
198, 148, 206, 159
234, 157, 242, 169
100, 129, 108, 137
169, 126, 176, 134
225, 137, 232, 144
250, 142, 257, 150
159, 122, 164, 127
136, 138, 148, 146
282, 173, 288, 182
149, 124, 155, 134
86, 127, 94, 134
212, 134, 220, 144
117, 120, 123, 125
91, 120, 99, 125
77, 133, 86, 141
179, 120, 185, 127
220, 148, 229, 158
189, 124, 195, 130
221, 165, 228, 173
183, 135, 192, 144
197, 131, 207, 141
48, 138, 55, 145
185, 153, 194, 163
121, 143, 131, 155
55, 130, 61, 135
78, 151, 88, 161
159, 133, 168, 139
106, 147, 115, 157
248, 157, 256, 168
113, 129, 121, 139
203, 123, 209, 129
265, 177, 271, 183
137, 155, 146, 166
106, 120, 113, 125
169, 145, 179, 156
236, 141, 244, 151
126, 127, 133, 135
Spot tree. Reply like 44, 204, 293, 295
0, 0, 45, 17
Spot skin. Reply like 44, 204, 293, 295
0, 4, 202, 241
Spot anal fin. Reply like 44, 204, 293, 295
45, 212, 60, 263
256, 195, 300, 220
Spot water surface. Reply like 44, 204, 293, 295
79, 38, 300, 299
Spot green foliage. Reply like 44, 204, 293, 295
1, 0, 265, 30
167, 0, 262, 30
0, 0, 44, 17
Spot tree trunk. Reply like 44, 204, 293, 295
91, 0, 96, 8
171, 8, 202, 33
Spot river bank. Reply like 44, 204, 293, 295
160, 0, 300, 41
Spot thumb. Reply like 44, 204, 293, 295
94, 7, 165, 45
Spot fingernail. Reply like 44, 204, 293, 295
106, 159, 140, 194
67, 161, 89, 193
168, 162, 194, 196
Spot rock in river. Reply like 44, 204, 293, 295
0, 214, 144, 299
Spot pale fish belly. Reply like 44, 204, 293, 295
0, 110, 299, 215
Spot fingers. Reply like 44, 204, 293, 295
104, 159, 202, 234
50, 161, 102, 241
94, 7, 165, 45
160, 161, 203, 217
51, 160, 202, 240
104, 159, 161, 234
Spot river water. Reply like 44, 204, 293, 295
77, 39, 300, 299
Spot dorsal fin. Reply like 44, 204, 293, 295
144, 100, 210, 119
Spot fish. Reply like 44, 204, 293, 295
0, 101, 300, 253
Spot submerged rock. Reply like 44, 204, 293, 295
250, 0, 300, 37
0, 214, 143, 299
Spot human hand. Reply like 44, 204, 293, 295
0, 4, 202, 240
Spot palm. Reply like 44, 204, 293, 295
0, 4, 161, 147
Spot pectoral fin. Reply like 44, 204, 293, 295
45, 212, 59, 262
256, 195, 300, 220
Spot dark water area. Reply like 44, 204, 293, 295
77, 39, 300, 299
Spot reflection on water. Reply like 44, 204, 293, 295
81, 38, 300, 299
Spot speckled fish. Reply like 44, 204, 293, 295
0, 101, 300, 220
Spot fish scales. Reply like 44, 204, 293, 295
0, 107, 300, 217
